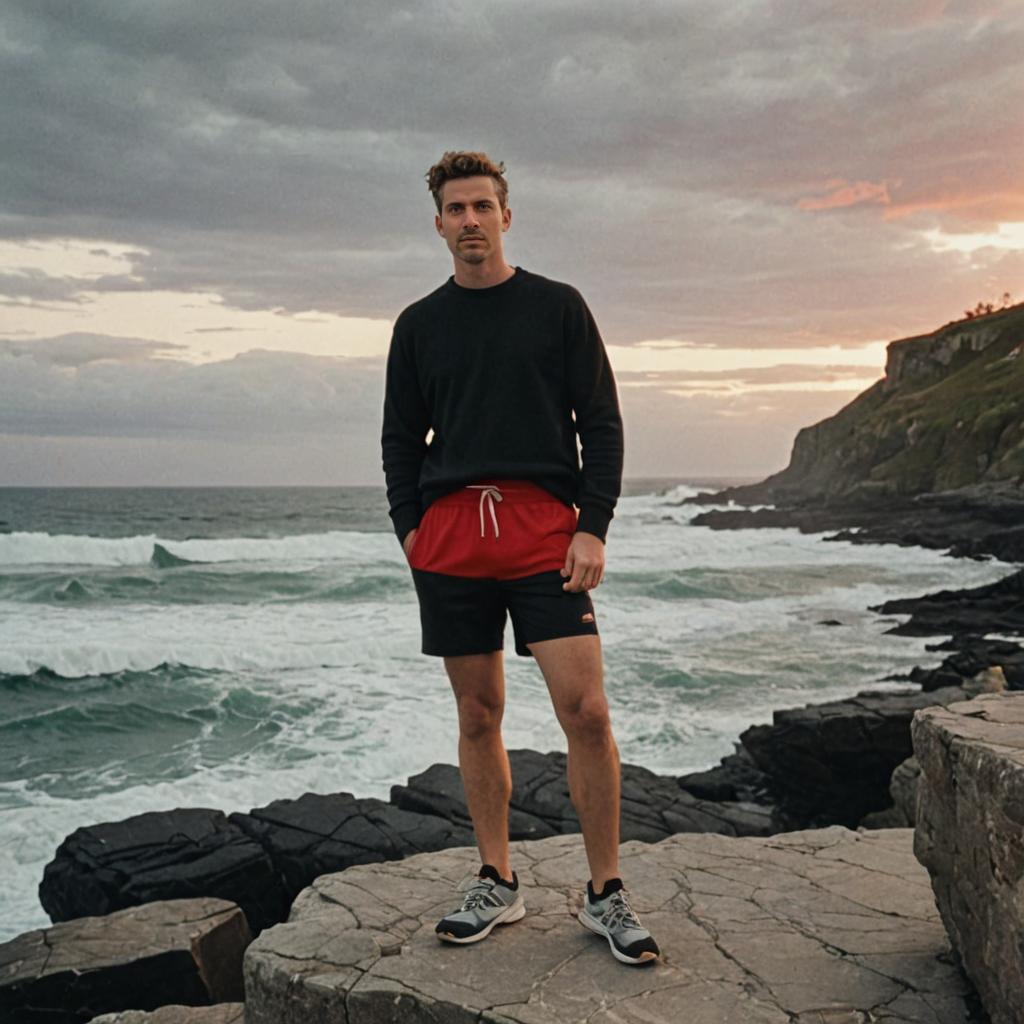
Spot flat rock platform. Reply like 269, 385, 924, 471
244, 826, 973, 1023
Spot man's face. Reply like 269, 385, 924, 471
435, 176, 511, 266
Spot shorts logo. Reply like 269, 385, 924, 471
581, 612, 595, 623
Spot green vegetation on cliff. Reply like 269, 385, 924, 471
742, 303, 1024, 504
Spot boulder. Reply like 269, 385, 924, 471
913, 692, 1024, 1024
391, 748, 777, 841
739, 686, 964, 827
244, 827, 974, 1023
228, 791, 475, 903
39, 808, 288, 937
0, 897, 249, 1024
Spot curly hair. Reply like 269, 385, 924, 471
426, 151, 508, 212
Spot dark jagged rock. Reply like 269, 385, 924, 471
228, 792, 475, 904
871, 567, 1024, 640
0, 897, 249, 1024
903, 637, 1024, 691
676, 747, 772, 804
38, 809, 289, 937
391, 748, 778, 840
687, 484, 1024, 563
739, 686, 964, 827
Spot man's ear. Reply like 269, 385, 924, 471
435, 213, 444, 236
502, 206, 512, 231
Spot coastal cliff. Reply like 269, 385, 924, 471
708, 302, 1024, 507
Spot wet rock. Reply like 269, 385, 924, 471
676, 747, 772, 804
229, 791, 475, 904
39, 809, 288, 937
391, 748, 778, 841
871, 568, 1024, 641
686, 488, 1024, 563
739, 687, 964, 827
901, 636, 1024, 692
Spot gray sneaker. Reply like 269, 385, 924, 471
435, 864, 526, 944
578, 879, 660, 965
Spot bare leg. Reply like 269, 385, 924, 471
528, 634, 620, 890
443, 650, 514, 880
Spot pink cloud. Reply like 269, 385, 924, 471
882, 189, 1024, 226
798, 180, 893, 211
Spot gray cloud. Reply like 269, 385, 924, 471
0, 332, 187, 366
0, 337, 383, 441
0, 331, 873, 485
2, 0, 1022, 346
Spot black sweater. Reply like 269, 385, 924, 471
380, 267, 624, 545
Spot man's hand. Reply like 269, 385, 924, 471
560, 531, 605, 592
402, 527, 418, 564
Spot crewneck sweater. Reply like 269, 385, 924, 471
381, 267, 624, 545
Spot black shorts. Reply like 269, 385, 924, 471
411, 566, 599, 658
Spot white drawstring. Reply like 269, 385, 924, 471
465, 484, 503, 538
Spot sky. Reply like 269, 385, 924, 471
1, 0, 1022, 486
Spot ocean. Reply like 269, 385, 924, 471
0, 480, 1013, 943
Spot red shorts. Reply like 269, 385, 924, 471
408, 479, 578, 579
406, 479, 599, 657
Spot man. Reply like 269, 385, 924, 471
380, 151, 660, 966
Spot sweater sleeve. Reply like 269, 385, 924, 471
381, 314, 430, 545
564, 289, 624, 543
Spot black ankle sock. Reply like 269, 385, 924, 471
479, 863, 517, 889
588, 877, 624, 902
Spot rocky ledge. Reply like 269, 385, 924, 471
683, 483, 1024, 563
913, 692, 1024, 1024
0, 897, 250, 1023
244, 827, 975, 1023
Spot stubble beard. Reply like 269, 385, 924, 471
455, 237, 488, 265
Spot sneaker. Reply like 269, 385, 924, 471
435, 864, 526, 944
577, 878, 660, 965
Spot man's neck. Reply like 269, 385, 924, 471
452, 258, 516, 290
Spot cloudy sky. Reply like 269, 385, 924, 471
2, 0, 1022, 485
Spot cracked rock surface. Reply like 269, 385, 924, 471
0, 897, 250, 1024
914, 692, 1024, 1024
244, 827, 972, 1023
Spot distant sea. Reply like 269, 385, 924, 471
0, 481, 1014, 941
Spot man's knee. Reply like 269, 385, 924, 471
455, 693, 504, 741
559, 691, 612, 742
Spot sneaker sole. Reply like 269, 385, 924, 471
577, 907, 659, 965
436, 896, 526, 944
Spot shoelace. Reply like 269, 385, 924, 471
455, 874, 504, 912
599, 889, 643, 931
